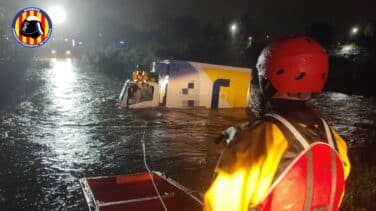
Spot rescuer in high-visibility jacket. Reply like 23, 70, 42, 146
204, 36, 351, 211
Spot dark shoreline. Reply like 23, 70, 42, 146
341, 145, 376, 210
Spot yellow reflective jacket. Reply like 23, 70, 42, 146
204, 109, 350, 211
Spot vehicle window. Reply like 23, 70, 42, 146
127, 83, 154, 105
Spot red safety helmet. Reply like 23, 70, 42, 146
256, 36, 329, 93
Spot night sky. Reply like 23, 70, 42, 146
1, 0, 376, 38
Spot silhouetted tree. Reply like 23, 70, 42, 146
363, 21, 376, 55
305, 23, 334, 48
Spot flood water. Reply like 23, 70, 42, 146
0, 59, 375, 210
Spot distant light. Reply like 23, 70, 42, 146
48, 6, 66, 24
51, 49, 56, 55
66, 50, 71, 55
72, 39, 76, 47
340, 44, 355, 55
78, 41, 83, 46
247, 36, 253, 48
266, 34, 270, 39
64, 38, 68, 42
351, 27, 359, 35
119, 40, 125, 45
151, 62, 156, 72
230, 23, 238, 33
342, 45, 353, 52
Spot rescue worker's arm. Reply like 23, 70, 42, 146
331, 129, 351, 180
204, 122, 288, 211
331, 128, 351, 208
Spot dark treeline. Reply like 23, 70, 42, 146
79, 14, 271, 74
1, 9, 375, 107
82, 16, 376, 96
0, 10, 35, 109
306, 22, 376, 96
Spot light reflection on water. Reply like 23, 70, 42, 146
0, 61, 374, 210
49, 58, 76, 114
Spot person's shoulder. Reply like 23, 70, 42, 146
222, 119, 274, 145
237, 118, 278, 137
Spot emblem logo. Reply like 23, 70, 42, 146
11, 7, 52, 48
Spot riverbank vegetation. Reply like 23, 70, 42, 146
0, 39, 34, 109
80, 17, 376, 97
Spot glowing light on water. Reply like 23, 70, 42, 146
328, 92, 350, 101
339, 44, 359, 56
45, 58, 100, 172
341, 45, 353, 54
50, 58, 74, 92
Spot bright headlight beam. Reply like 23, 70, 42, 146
48, 6, 67, 24
230, 23, 238, 33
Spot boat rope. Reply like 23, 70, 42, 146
141, 130, 168, 211
212, 148, 225, 181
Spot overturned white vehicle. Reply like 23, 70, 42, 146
118, 60, 251, 109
